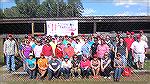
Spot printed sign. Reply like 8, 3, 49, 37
46, 20, 78, 36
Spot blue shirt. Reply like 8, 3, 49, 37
88, 40, 94, 47
81, 43, 91, 55
26, 58, 36, 68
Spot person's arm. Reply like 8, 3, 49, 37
3, 41, 6, 55
113, 60, 118, 68
103, 59, 111, 69
61, 61, 64, 69
101, 59, 104, 71
15, 42, 18, 56
21, 48, 26, 59
144, 42, 148, 54
126, 47, 128, 59
55, 64, 61, 72
49, 63, 55, 71
90, 60, 94, 69
68, 61, 72, 68
26, 62, 32, 70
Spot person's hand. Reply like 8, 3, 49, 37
31, 68, 35, 71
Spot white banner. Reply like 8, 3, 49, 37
46, 20, 78, 36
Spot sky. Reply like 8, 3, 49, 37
0, 0, 150, 16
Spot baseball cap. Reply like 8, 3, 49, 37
126, 31, 130, 35
131, 32, 134, 35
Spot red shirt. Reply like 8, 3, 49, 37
124, 37, 134, 51
64, 46, 75, 58
55, 47, 63, 59
80, 60, 91, 68
42, 45, 53, 56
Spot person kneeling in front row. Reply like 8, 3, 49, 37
37, 53, 48, 80
71, 55, 81, 78
48, 56, 61, 80
26, 53, 36, 79
80, 54, 91, 79
61, 55, 72, 80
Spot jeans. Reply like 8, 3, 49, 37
61, 68, 71, 79
81, 68, 90, 78
127, 50, 134, 67
114, 68, 123, 79
48, 68, 61, 80
27, 68, 36, 79
6, 55, 15, 71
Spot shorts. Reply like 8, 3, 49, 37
134, 54, 145, 63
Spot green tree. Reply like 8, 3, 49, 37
0, 9, 4, 18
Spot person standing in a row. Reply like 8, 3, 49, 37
3, 34, 17, 73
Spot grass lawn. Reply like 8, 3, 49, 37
145, 60, 150, 70
0, 74, 150, 84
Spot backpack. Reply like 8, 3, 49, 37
122, 67, 132, 77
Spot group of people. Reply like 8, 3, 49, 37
3, 30, 148, 82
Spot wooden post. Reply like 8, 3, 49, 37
93, 22, 97, 34
32, 23, 34, 37
44, 23, 46, 34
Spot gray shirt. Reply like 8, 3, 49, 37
3, 39, 17, 55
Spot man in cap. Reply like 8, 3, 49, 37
48, 56, 61, 80
3, 34, 17, 73
131, 34, 148, 70
124, 31, 135, 67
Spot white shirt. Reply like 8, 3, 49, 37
131, 40, 148, 54
61, 60, 72, 68
34, 45, 43, 58
3, 39, 17, 55
141, 35, 148, 43
74, 43, 83, 55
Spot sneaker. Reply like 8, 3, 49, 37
108, 77, 111, 79
104, 77, 107, 79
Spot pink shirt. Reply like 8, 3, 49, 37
80, 60, 91, 68
96, 44, 109, 58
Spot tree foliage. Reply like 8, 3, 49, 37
2, 0, 84, 18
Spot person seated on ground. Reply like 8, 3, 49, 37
26, 53, 36, 79
71, 54, 81, 78
48, 56, 61, 80
114, 53, 125, 82
80, 54, 91, 79
61, 55, 72, 80
91, 54, 100, 78
101, 52, 112, 79
37, 53, 48, 80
